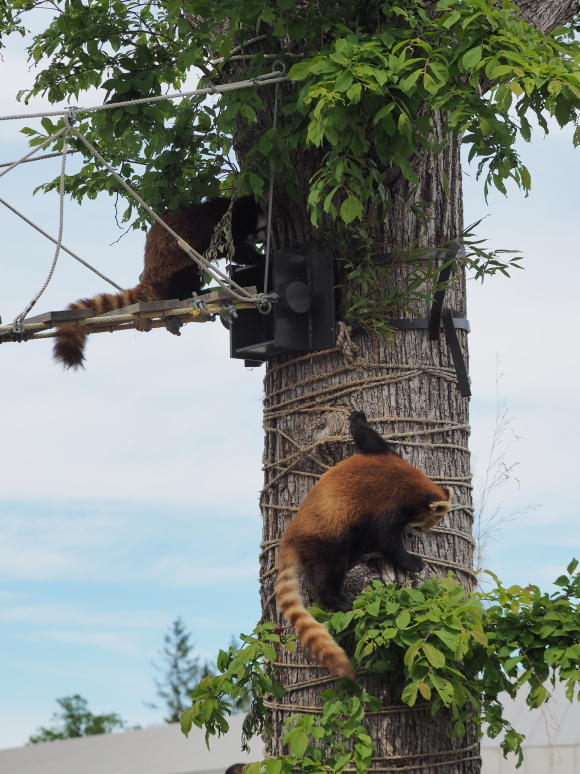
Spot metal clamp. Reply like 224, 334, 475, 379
188, 292, 208, 313
219, 301, 238, 328
65, 106, 78, 127
165, 316, 183, 336
11, 319, 25, 342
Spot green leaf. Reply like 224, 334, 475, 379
306, 121, 326, 147
441, 11, 461, 29
462, 46, 482, 71
284, 726, 309, 757
434, 628, 457, 651
396, 610, 411, 629
374, 103, 396, 124
528, 684, 548, 708
519, 165, 531, 191
401, 680, 420, 706
288, 60, 313, 80
340, 196, 363, 224
422, 72, 438, 95
404, 640, 422, 667
346, 83, 362, 103
402, 69, 422, 91
422, 643, 445, 668
567, 559, 578, 575
430, 673, 454, 705
366, 599, 381, 617
265, 759, 283, 774
397, 112, 412, 142
418, 682, 432, 700
470, 630, 487, 646
335, 71, 354, 92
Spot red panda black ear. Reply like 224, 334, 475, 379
441, 486, 454, 501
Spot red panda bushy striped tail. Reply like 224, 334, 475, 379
53, 285, 152, 370
275, 542, 355, 680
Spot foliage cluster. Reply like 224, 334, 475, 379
0, 0, 579, 230
332, 218, 522, 337
182, 561, 580, 771
28, 694, 127, 744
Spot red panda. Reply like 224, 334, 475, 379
275, 411, 453, 679
53, 196, 267, 369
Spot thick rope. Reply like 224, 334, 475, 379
0, 300, 256, 341
0, 150, 78, 168
12, 128, 70, 323
263, 700, 430, 715
0, 70, 288, 122
0, 126, 67, 179
335, 321, 359, 364
262, 73, 281, 296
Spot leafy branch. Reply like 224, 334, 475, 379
186, 562, 580, 770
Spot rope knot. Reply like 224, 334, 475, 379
336, 321, 358, 365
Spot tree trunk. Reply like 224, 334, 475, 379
225, 3, 578, 772
257, 131, 479, 773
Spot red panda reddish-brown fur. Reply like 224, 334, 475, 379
275, 411, 453, 679
53, 196, 266, 370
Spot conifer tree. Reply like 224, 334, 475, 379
148, 617, 213, 723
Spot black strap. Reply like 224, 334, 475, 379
428, 240, 461, 341
388, 317, 470, 333
386, 239, 471, 398
441, 311, 471, 397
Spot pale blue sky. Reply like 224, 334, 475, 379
0, 27, 579, 750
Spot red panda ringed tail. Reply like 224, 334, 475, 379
53, 196, 267, 370
275, 411, 453, 679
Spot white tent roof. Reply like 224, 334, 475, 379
481, 680, 580, 749
2, 685, 579, 774
480, 681, 580, 774
0, 714, 263, 774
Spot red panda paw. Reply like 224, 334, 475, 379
335, 594, 355, 613
398, 555, 424, 574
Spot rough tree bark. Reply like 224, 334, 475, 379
223, 1, 579, 772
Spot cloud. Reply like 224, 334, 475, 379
0, 603, 167, 629
28, 629, 149, 656
0, 502, 261, 585
148, 556, 259, 588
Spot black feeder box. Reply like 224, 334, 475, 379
230, 241, 336, 365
